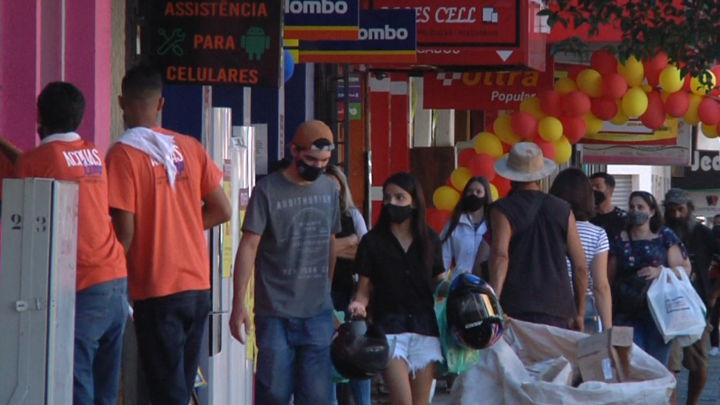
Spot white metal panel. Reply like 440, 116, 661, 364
611, 175, 633, 209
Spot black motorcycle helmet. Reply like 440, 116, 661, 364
331, 319, 391, 380
446, 273, 505, 350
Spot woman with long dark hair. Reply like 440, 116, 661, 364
349, 172, 445, 405
440, 176, 493, 281
549, 168, 612, 332
609, 190, 690, 365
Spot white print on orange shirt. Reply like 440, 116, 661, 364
150, 145, 186, 175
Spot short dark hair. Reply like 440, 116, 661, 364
121, 65, 163, 99
590, 172, 615, 188
549, 168, 595, 221
629, 191, 664, 233
713, 214, 720, 220
37, 82, 85, 135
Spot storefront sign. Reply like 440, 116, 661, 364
422, 63, 555, 110
581, 120, 692, 166
142, 0, 282, 87
284, 0, 360, 40
672, 149, 720, 190
581, 118, 680, 146
298, 9, 416, 63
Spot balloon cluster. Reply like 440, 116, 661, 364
426, 49, 720, 233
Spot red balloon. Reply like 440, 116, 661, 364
591, 50, 618, 76
510, 112, 538, 140
426, 208, 451, 234
457, 148, 477, 167
445, 177, 456, 190
683, 75, 691, 91
711, 66, 720, 97
538, 90, 563, 117
562, 91, 592, 117
640, 91, 665, 130
468, 154, 497, 181
533, 137, 556, 160
568, 65, 586, 82
492, 176, 511, 199
643, 52, 668, 87
698, 98, 720, 125
502, 142, 512, 154
561, 116, 587, 144
601, 74, 629, 99
665, 91, 690, 117
591, 97, 619, 121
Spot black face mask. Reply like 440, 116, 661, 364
385, 204, 414, 224
296, 159, 325, 182
594, 190, 607, 206
463, 194, 485, 212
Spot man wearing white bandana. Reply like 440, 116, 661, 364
106, 65, 231, 405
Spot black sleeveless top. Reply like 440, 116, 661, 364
332, 213, 356, 297
493, 190, 576, 319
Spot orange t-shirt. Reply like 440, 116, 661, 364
106, 127, 222, 301
14, 137, 127, 292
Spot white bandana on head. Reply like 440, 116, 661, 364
117, 127, 178, 188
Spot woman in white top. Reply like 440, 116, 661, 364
440, 176, 493, 281
549, 168, 612, 331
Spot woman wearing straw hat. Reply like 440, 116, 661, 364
487, 142, 589, 330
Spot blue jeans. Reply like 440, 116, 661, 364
616, 311, 672, 366
330, 292, 371, 405
255, 310, 335, 405
73, 278, 129, 405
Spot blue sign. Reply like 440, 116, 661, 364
284, 0, 359, 40
298, 9, 416, 64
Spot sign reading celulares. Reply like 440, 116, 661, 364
142, 1, 282, 88
284, 0, 360, 40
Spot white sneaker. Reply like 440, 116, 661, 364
709, 347, 720, 356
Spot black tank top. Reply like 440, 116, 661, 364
493, 190, 576, 319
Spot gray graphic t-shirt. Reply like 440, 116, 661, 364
243, 171, 341, 318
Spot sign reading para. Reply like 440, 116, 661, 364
299, 9, 416, 63
284, 0, 360, 40
142, 1, 281, 88
422, 53, 554, 110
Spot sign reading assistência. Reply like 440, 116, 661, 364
142, 1, 281, 88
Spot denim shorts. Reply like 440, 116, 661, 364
386, 333, 443, 375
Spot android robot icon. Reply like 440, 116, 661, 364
241, 27, 271, 61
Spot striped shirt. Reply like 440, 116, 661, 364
567, 221, 609, 292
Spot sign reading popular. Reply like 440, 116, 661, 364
142, 1, 282, 88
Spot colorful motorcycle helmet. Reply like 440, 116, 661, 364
331, 319, 391, 380
446, 273, 505, 350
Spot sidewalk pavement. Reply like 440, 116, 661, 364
430, 352, 720, 404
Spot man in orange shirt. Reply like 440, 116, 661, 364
14, 82, 128, 405
106, 66, 231, 404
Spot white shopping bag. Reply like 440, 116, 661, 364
647, 267, 706, 345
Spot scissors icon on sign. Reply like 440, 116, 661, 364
158, 28, 185, 56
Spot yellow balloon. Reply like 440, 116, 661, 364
493, 115, 520, 145
583, 113, 603, 135
659, 65, 683, 93
520, 97, 545, 120
576, 69, 603, 98
553, 136, 572, 165
433, 186, 461, 211
621, 87, 649, 117
617, 56, 644, 87
555, 77, 578, 95
610, 101, 629, 125
450, 167, 473, 191
538, 117, 563, 142
641, 84, 654, 93
690, 71, 717, 96
684, 94, 703, 125
661, 91, 671, 102
702, 123, 718, 139
474, 132, 504, 158
489, 184, 499, 201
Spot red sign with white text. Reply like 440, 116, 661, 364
422, 54, 554, 110
372, 0, 546, 70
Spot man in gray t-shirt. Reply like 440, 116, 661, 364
230, 120, 341, 405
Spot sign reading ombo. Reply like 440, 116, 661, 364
142, 0, 282, 88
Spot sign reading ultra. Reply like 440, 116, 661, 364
298, 9, 416, 63
422, 67, 554, 110
142, 1, 281, 88
284, 0, 360, 40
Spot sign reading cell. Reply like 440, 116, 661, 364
284, 0, 360, 40
422, 68, 554, 110
142, 1, 282, 88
